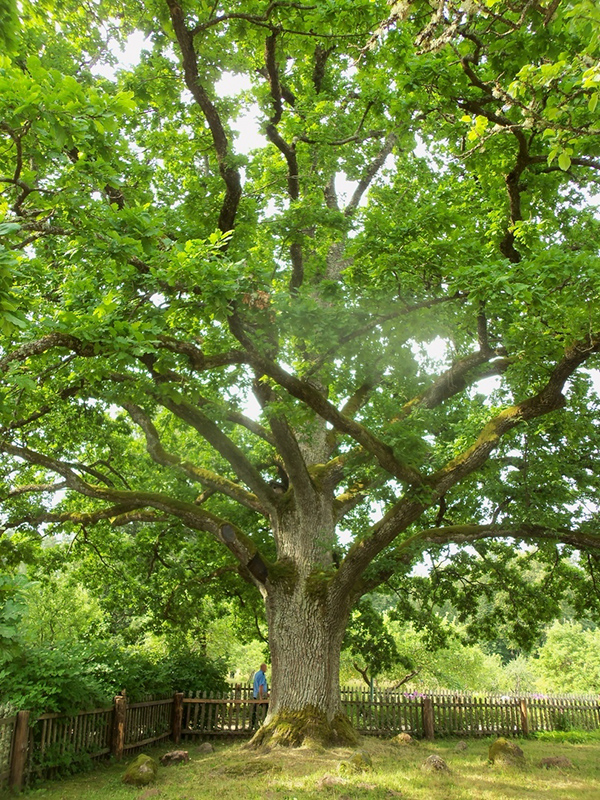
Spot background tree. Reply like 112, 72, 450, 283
342, 599, 409, 688
534, 621, 600, 694
1, 0, 600, 745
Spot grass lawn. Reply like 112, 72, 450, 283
21, 734, 600, 800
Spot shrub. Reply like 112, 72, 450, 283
0, 644, 112, 714
0, 640, 227, 713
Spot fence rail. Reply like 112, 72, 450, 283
124, 698, 173, 752
182, 694, 268, 736
1, 687, 598, 793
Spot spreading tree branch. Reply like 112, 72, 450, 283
156, 394, 278, 512
0, 440, 270, 585
247, 352, 424, 486
263, 32, 303, 292
334, 331, 600, 597
251, 377, 315, 508
123, 401, 267, 514
166, 0, 242, 234
419, 523, 600, 551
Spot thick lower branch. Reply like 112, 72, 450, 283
158, 395, 277, 512
248, 354, 423, 486
1, 503, 150, 533
252, 377, 315, 507
398, 347, 508, 419
420, 523, 600, 552
123, 402, 265, 513
0, 440, 270, 584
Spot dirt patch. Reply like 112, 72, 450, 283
138, 790, 161, 800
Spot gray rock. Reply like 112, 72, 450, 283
122, 754, 158, 786
421, 754, 451, 773
160, 750, 189, 766
454, 740, 468, 751
197, 742, 214, 754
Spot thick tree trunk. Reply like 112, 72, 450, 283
250, 505, 358, 748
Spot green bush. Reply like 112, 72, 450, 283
0, 644, 111, 714
100, 643, 228, 700
162, 647, 228, 696
29, 742, 94, 779
0, 640, 227, 713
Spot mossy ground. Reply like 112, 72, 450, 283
18, 734, 600, 800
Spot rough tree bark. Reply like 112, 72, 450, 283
250, 489, 359, 746
257, 572, 356, 746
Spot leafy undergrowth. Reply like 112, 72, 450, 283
533, 729, 600, 744
22, 735, 600, 800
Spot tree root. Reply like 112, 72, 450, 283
247, 707, 358, 749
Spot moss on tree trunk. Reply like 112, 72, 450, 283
248, 706, 358, 749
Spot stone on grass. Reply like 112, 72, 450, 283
538, 755, 574, 769
316, 774, 347, 789
392, 732, 416, 746
338, 749, 373, 775
454, 740, 468, 752
488, 737, 525, 768
421, 754, 451, 773
122, 754, 158, 786
160, 750, 189, 766
197, 742, 214, 754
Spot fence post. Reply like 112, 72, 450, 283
519, 698, 529, 737
9, 710, 30, 794
111, 694, 127, 761
172, 692, 184, 744
422, 696, 435, 740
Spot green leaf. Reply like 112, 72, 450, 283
0, 222, 21, 235
558, 152, 572, 171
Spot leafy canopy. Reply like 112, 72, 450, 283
1, 0, 600, 652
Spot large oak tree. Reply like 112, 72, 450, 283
1, 0, 600, 744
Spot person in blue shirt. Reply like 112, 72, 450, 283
251, 663, 269, 728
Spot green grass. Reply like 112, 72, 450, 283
19, 734, 600, 800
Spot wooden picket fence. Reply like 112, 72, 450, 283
181, 691, 268, 737
341, 688, 600, 738
1, 687, 599, 792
